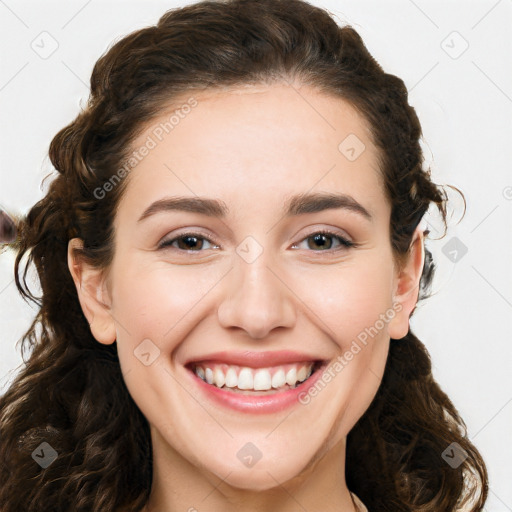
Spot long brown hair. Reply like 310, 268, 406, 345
0, 0, 488, 510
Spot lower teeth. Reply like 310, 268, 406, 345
224, 386, 292, 395
208, 377, 310, 394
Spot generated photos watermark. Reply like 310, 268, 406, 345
297, 301, 403, 405
93, 97, 198, 200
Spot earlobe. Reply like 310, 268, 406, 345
67, 238, 117, 345
388, 227, 425, 340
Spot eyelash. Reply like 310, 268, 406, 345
157, 229, 356, 254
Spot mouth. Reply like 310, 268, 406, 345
185, 359, 325, 396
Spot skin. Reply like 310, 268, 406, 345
68, 82, 424, 512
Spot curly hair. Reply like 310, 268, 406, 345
0, 0, 488, 510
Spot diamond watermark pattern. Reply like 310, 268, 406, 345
442, 236, 468, 263
441, 31, 469, 60
134, 338, 161, 366
236, 442, 262, 468
338, 133, 366, 162
236, 236, 263, 264
30, 31, 59, 60
31, 442, 58, 469
442, 442, 469, 469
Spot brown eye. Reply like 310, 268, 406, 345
158, 233, 218, 252
292, 231, 355, 252
176, 235, 203, 251
308, 233, 333, 250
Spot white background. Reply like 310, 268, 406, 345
0, 1, 511, 510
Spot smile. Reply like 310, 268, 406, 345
184, 353, 328, 413
191, 361, 322, 394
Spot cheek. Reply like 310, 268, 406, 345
286, 259, 394, 440
290, 258, 394, 348
110, 258, 219, 351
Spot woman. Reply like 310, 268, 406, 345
0, 0, 488, 510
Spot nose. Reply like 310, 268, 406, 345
217, 252, 296, 339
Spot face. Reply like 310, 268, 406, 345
69, 82, 423, 493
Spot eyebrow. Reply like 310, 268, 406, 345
137, 192, 372, 223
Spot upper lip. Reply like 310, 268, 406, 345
185, 350, 325, 369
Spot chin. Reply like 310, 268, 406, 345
205, 454, 310, 492
219, 468, 296, 492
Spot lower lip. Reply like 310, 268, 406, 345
186, 362, 327, 414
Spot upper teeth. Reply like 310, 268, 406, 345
194, 363, 315, 391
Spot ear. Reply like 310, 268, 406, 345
67, 238, 117, 345
388, 226, 425, 340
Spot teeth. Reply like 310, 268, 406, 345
285, 367, 297, 386
196, 366, 205, 380
225, 367, 238, 388
271, 369, 286, 389
297, 366, 308, 382
214, 367, 225, 388
193, 362, 316, 391
253, 369, 272, 391
238, 368, 253, 390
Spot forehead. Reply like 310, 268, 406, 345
116, 83, 387, 223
